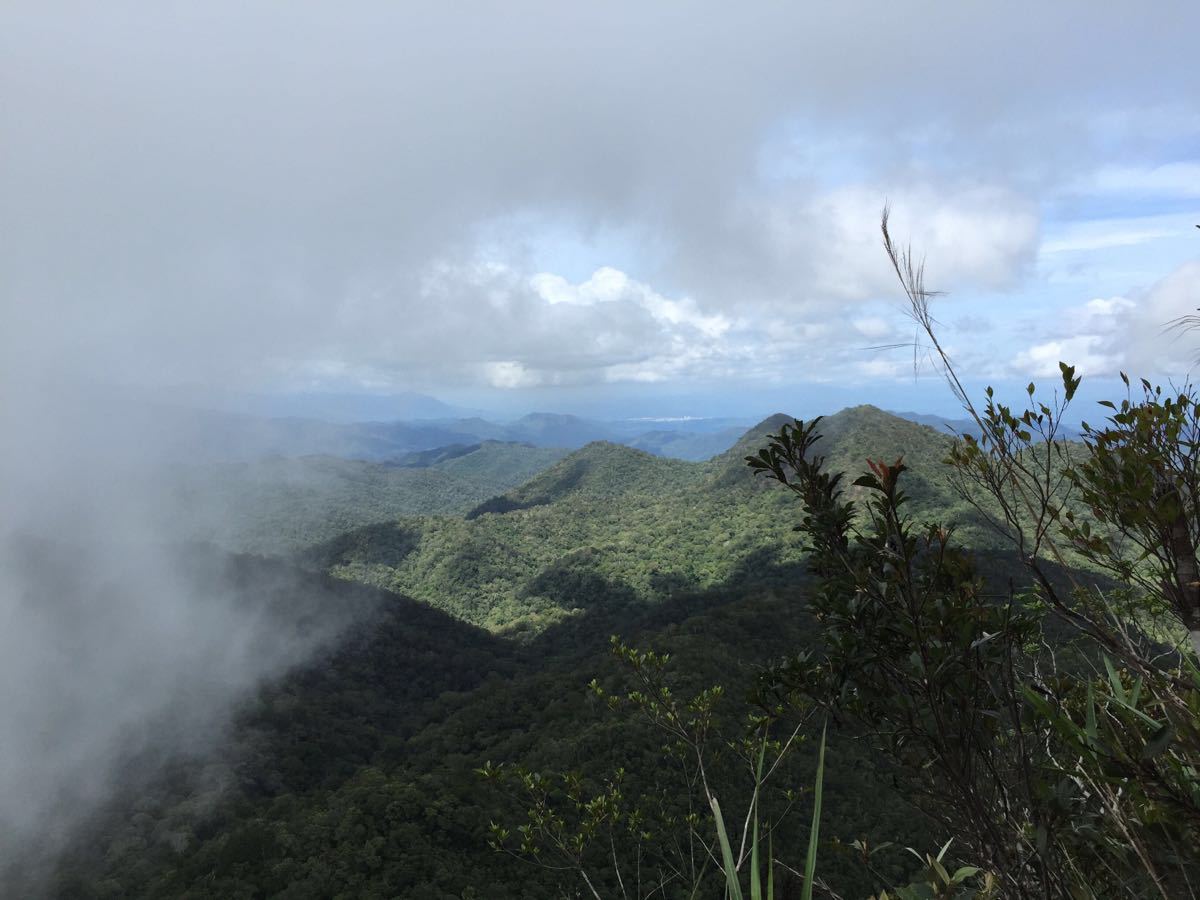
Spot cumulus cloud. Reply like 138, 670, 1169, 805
1010, 263, 1200, 379
1012, 336, 1123, 378
1127, 261, 1200, 374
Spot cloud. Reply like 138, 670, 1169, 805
1040, 213, 1199, 255
1086, 162, 1200, 198
1010, 263, 1200, 379
484, 361, 541, 389
1012, 336, 1122, 378
854, 317, 895, 340
1126, 261, 1200, 374
2, 1, 1196, 397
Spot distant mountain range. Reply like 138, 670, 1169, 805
889, 409, 1084, 441
111, 394, 1093, 471
150, 407, 758, 463
232, 390, 481, 423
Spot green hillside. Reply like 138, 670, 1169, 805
315, 406, 990, 636
172, 442, 570, 555
37, 405, 1110, 898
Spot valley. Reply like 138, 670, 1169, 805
27, 405, 1030, 897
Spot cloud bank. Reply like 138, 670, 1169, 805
2, 1, 1197, 399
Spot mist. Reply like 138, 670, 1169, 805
1, 1, 1198, 891
0, 378, 383, 888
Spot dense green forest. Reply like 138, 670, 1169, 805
21, 405, 1079, 899
311, 407, 996, 636
25, 392, 1194, 899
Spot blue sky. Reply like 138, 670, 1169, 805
2, 2, 1198, 424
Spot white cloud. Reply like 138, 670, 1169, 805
1010, 262, 1200, 379
853, 317, 894, 340
1012, 336, 1121, 378
856, 357, 909, 379
1125, 261, 1200, 374
1088, 162, 1200, 198
0, 0, 1196, 400
796, 183, 1039, 302
1040, 213, 1199, 255
484, 360, 542, 389
1084, 297, 1136, 317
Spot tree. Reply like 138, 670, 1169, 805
743, 212, 1200, 897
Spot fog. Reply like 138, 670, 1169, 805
1, 0, 1198, 888
0, 384, 381, 887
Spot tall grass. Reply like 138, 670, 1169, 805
711, 723, 827, 899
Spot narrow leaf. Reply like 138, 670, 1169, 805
710, 795, 744, 900
801, 723, 827, 900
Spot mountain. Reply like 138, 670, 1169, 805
42, 404, 1078, 898
48, 552, 921, 899
168, 441, 570, 555
313, 406, 991, 636
502, 412, 610, 447
151, 409, 751, 464
626, 424, 748, 460
466, 441, 696, 518
890, 409, 1085, 442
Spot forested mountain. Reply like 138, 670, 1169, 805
168, 442, 570, 555
31, 406, 1063, 897
889, 409, 1085, 442
314, 406, 994, 636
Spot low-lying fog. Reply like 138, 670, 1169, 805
0, 389, 376, 886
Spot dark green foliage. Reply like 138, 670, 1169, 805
45, 567, 929, 899
750, 418, 1061, 893
749, 370, 1200, 896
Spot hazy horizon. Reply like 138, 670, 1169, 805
1, 2, 1197, 889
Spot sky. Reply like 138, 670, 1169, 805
3, 1, 1200, 422
0, 4, 1197, 876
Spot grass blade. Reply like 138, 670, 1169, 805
767, 825, 775, 900
711, 794, 745, 900
801, 722, 827, 900
751, 740, 766, 900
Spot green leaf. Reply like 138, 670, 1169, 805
935, 836, 953, 863
801, 722, 827, 900
710, 795, 744, 900
750, 808, 761, 900
952, 865, 981, 883
1103, 656, 1126, 704
767, 825, 775, 900
1142, 722, 1175, 760
751, 741, 767, 900
1085, 682, 1097, 743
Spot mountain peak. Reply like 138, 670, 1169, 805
466, 440, 696, 519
